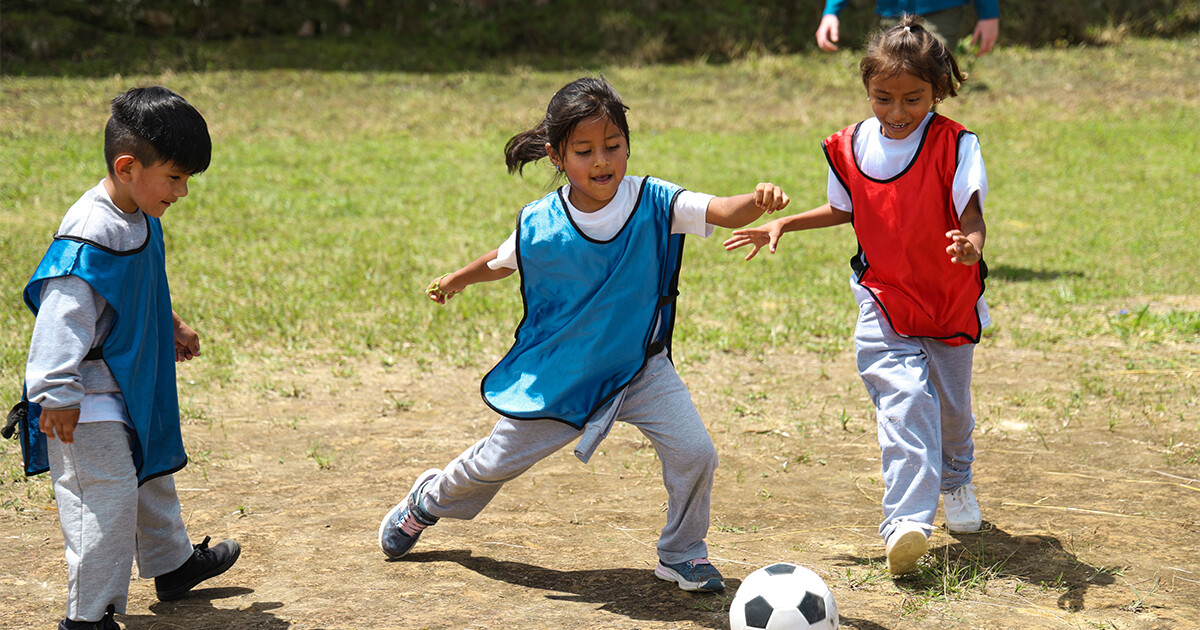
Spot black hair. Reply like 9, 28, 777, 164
860, 14, 967, 100
104, 86, 211, 176
504, 77, 630, 176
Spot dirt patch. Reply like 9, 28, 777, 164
2, 343, 1198, 629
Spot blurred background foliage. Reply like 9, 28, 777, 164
3, 0, 1198, 75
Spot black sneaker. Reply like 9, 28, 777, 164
154, 536, 241, 601
58, 605, 119, 629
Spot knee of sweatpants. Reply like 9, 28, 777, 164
695, 439, 719, 475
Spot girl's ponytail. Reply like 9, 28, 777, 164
505, 119, 551, 175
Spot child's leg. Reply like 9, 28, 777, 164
422, 416, 582, 520
619, 352, 718, 564
925, 342, 976, 493
854, 302, 942, 541
133, 474, 194, 578
47, 421, 138, 621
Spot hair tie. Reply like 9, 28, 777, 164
903, 25, 911, 33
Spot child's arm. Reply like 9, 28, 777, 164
427, 250, 516, 305
946, 194, 986, 265
704, 183, 790, 229
173, 311, 201, 362
26, 277, 99, 444
723, 203, 852, 260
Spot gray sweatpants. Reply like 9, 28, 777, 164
422, 351, 719, 564
854, 300, 976, 541
47, 421, 192, 622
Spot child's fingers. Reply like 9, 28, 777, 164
42, 418, 72, 443
723, 234, 756, 250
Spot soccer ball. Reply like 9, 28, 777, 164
729, 563, 839, 630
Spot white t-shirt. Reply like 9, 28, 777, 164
827, 113, 991, 328
489, 176, 715, 270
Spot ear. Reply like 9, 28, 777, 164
112, 154, 137, 183
544, 142, 561, 170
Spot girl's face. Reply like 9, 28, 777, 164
867, 71, 937, 140
547, 114, 628, 213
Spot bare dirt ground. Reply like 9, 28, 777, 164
2, 340, 1198, 630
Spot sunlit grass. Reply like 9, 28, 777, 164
2, 38, 1198, 397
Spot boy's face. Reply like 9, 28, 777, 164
122, 158, 191, 217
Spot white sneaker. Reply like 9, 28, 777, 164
885, 522, 929, 575
943, 483, 982, 533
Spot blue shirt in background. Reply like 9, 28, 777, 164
822, 0, 1000, 20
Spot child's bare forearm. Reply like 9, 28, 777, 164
775, 203, 852, 234
959, 207, 986, 255
707, 194, 765, 229
439, 250, 514, 293
705, 183, 790, 228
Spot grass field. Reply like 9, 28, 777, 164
3, 38, 1198, 374
1, 35, 1198, 630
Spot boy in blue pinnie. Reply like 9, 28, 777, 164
14, 87, 240, 629
378, 77, 790, 592
726, 16, 989, 575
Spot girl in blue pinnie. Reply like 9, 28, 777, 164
378, 77, 789, 592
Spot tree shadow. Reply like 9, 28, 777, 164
987, 264, 1086, 283
831, 523, 1118, 613
119, 587, 293, 630
404, 549, 736, 629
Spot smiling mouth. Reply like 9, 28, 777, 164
592, 174, 613, 184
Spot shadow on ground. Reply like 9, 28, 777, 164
987, 264, 1087, 283
406, 549, 737, 629
120, 587, 291, 630
831, 523, 1118, 613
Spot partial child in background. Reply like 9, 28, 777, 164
18, 86, 240, 629
725, 16, 989, 575
378, 76, 790, 592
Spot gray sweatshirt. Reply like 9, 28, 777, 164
25, 181, 150, 410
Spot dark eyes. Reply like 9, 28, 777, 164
574, 144, 623, 157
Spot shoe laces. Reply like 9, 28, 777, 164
946, 484, 975, 503
188, 535, 220, 566
398, 505, 431, 537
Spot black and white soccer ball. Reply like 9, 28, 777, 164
729, 562, 839, 630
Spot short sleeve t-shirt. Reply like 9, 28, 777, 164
489, 176, 714, 270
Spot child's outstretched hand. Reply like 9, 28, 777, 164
724, 222, 783, 261
426, 274, 461, 305
754, 182, 790, 214
946, 229, 982, 265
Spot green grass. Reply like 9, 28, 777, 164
2, 37, 1198, 403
